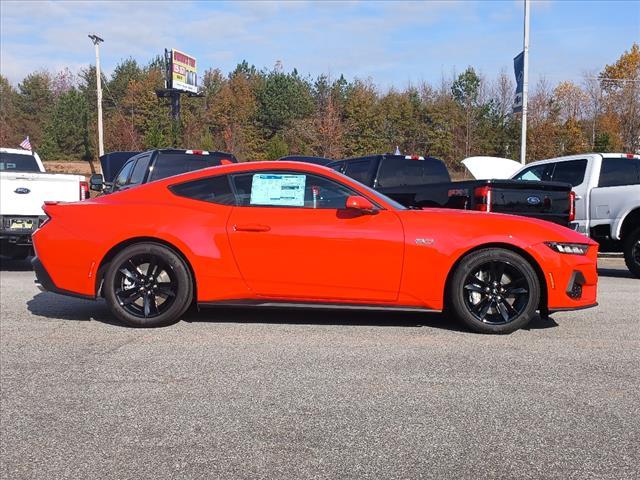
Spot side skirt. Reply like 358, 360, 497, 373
198, 299, 441, 314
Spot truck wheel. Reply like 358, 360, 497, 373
104, 243, 193, 327
448, 248, 540, 334
623, 227, 640, 278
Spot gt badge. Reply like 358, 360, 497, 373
415, 238, 434, 246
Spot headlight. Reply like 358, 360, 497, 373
545, 242, 589, 255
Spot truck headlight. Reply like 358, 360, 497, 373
545, 242, 589, 255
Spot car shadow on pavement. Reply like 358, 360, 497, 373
188, 306, 558, 333
27, 292, 124, 327
0, 256, 33, 272
597, 267, 636, 279
27, 292, 558, 333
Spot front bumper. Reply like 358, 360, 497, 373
531, 242, 599, 313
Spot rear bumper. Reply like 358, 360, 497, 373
32, 256, 94, 300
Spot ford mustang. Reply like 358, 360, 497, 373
31, 161, 598, 333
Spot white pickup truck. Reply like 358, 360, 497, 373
511, 153, 640, 277
0, 148, 88, 259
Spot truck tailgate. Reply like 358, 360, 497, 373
458, 179, 572, 224
0, 172, 84, 216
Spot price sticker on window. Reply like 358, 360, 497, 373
250, 174, 306, 207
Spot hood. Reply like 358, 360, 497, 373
462, 156, 522, 180
400, 208, 595, 247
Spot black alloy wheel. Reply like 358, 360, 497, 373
449, 248, 540, 334
104, 243, 193, 327
463, 260, 530, 325
114, 254, 178, 319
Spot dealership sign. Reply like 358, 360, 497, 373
170, 49, 198, 94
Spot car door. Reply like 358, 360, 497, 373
548, 159, 589, 226
226, 170, 405, 302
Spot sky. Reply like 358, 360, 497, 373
1, 0, 638, 89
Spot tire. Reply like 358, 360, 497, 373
104, 242, 193, 327
623, 227, 640, 278
448, 248, 540, 334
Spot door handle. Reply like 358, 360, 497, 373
234, 224, 271, 232
575, 195, 583, 200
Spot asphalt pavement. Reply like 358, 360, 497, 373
1, 257, 638, 479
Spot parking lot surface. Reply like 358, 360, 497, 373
1, 257, 638, 479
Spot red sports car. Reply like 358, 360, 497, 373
32, 161, 598, 333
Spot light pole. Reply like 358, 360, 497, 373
520, 0, 530, 165
88, 34, 105, 160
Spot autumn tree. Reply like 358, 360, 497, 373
600, 43, 640, 152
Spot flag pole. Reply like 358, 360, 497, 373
520, 0, 530, 165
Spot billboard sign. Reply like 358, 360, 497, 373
171, 49, 198, 93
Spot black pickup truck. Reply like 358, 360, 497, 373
328, 154, 574, 225
91, 149, 237, 193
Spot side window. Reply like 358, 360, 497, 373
513, 163, 553, 181
599, 158, 640, 187
169, 175, 235, 205
344, 160, 372, 185
550, 159, 588, 186
113, 160, 135, 188
129, 155, 151, 186
231, 172, 355, 209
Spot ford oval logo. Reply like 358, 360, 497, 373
527, 195, 541, 205
14, 187, 30, 194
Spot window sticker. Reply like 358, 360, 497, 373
250, 174, 306, 206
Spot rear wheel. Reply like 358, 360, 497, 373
623, 227, 640, 278
448, 248, 540, 334
104, 243, 193, 327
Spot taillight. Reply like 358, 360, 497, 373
568, 191, 576, 222
186, 150, 209, 155
80, 181, 89, 200
474, 186, 492, 212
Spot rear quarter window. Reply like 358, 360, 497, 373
169, 175, 236, 205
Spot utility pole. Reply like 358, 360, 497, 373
88, 34, 105, 159
520, 0, 530, 165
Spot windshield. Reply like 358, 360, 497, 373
0, 152, 40, 173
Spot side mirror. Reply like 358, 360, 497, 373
89, 174, 104, 191
345, 195, 377, 214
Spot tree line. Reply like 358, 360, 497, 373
1, 43, 638, 171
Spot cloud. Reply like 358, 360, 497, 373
0, 0, 637, 89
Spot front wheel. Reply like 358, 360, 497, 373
623, 227, 640, 278
448, 248, 540, 334
104, 243, 193, 327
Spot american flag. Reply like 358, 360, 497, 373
19, 136, 32, 151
